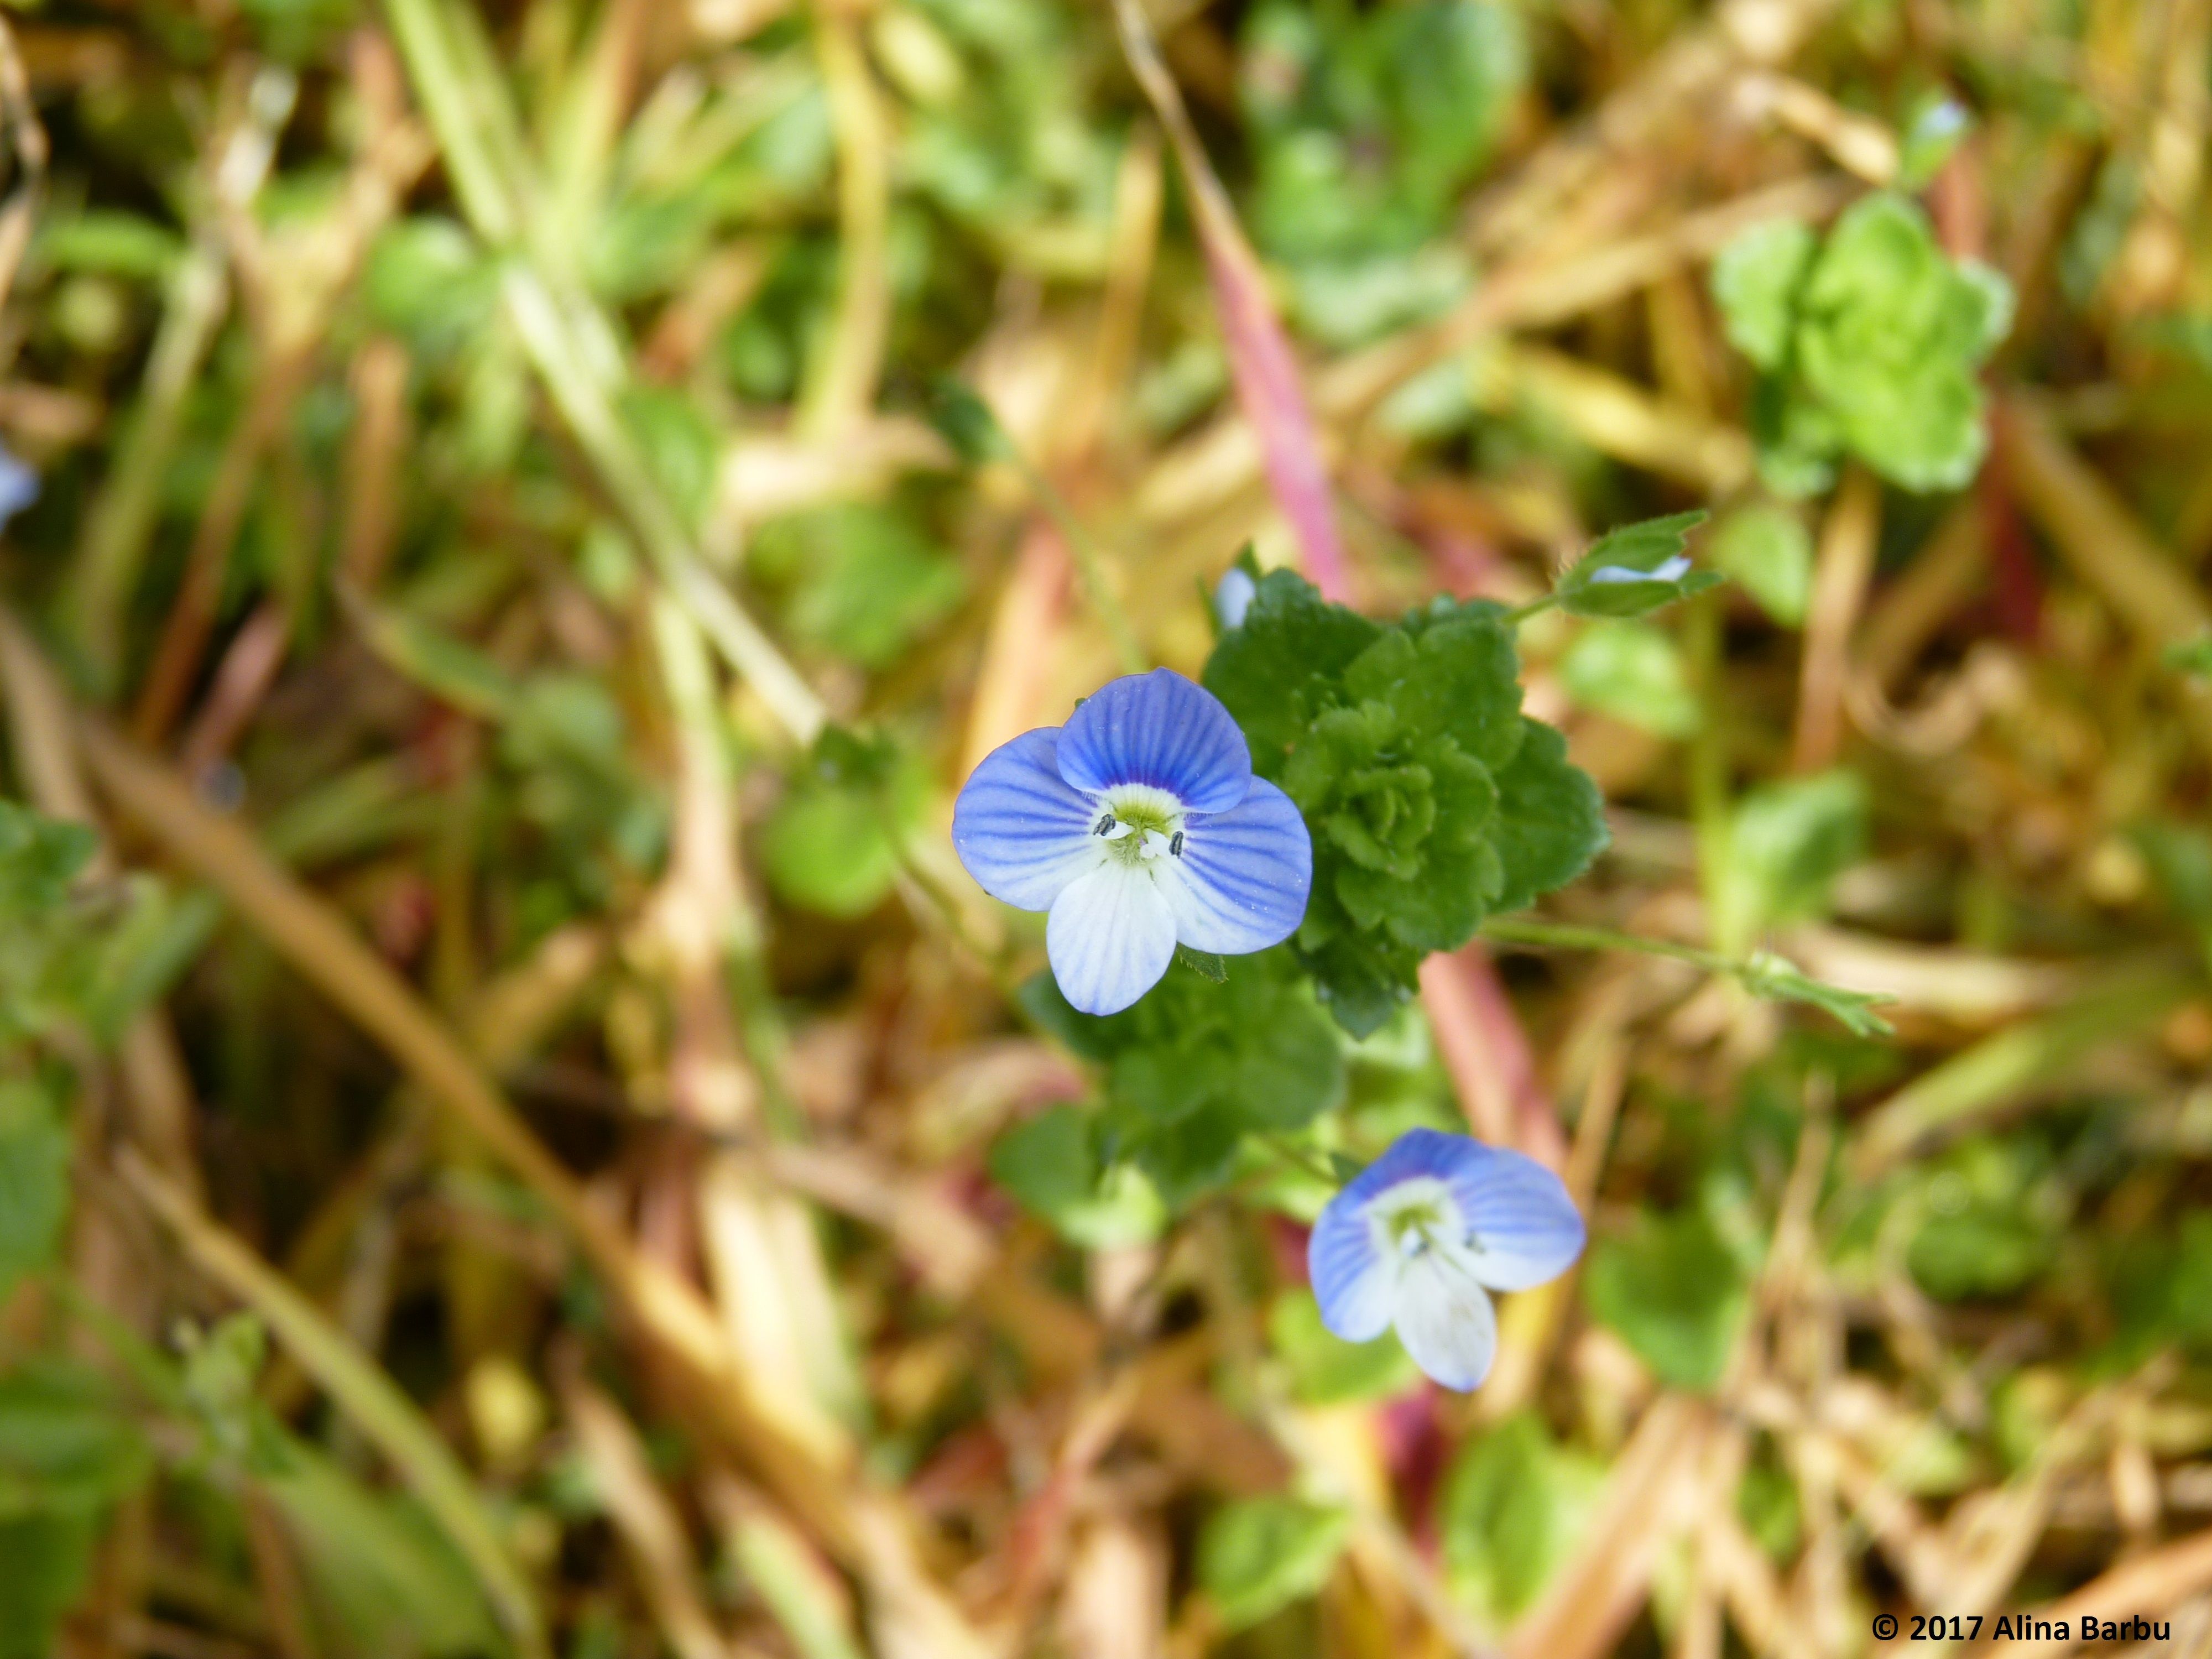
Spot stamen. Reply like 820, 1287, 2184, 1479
1168, 830, 1184, 857
1093, 813, 1115, 837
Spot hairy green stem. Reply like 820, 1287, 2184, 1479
1503, 593, 1559, 626
1258, 1130, 1341, 1187
1480, 915, 1732, 973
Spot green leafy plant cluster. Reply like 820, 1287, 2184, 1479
1017, 948, 1343, 1207
0, 811, 186, 1652
1712, 192, 2013, 495
1237, 0, 1524, 341
1203, 572, 1606, 1035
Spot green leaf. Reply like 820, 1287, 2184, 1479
1584, 1207, 1751, 1390
751, 504, 966, 669
1554, 511, 1719, 619
1203, 569, 1385, 768
1706, 505, 1814, 627
1903, 1138, 2058, 1301
2164, 634, 2212, 679
1738, 953, 1896, 1037
1736, 1456, 1801, 1562
1197, 1495, 1351, 1631
1558, 622, 1701, 738
1712, 220, 1817, 372
1711, 770, 1867, 953
352, 601, 519, 721
0, 803, 96, 920
260, 1435, 511, 1658
921, 378, 1010, 466
1716, 195, 2012, 494
0, 1514, 98, 1659
0, 1364, 149, 1653
0, 1081, 70, 1305
1354, 604, 1524, 769
1487, 719, 1609, 916
1267, 1291, 1418, 1405
762, 732, 929, 920
1792, 194, 2012, 492
620, 385, 720, 526
363, 217, 498, 358
1297, 929, 1418, 1038
763, 787, 900, 920
35, 211, 185, 281
987, 1105, 1166, 1249
0, 1363, 152, 1518
1897, 95, 1973, 191
587, 191, 717, 305
2134, 820, 2212, 961
1175, 944, 1229, 983
1440, 1412, 1601, 1627
1239, 0, 1524, 289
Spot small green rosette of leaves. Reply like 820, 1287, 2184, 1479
1712, 193, 2012, 495
1203, 573, 1606, 1035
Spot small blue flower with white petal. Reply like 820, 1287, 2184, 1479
1308, 1128, 1585, 1391
953, 668, 1312, 1016
1214, 565, 1256, 630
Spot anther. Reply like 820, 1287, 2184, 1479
1168, 830, 1184, 857
1093, 813, 1114, 836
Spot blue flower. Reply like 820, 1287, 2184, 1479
953, 668, 1312, 1015
0, 444, 38, 533
1308, 1128, 1585, 1390
1214, 566, 1257, 630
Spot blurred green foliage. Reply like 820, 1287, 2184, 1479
1237, 0, 1522, 343
1559, 622, 1700, 738
1441, 1412, 1600, 1628
1197, 1494, 1351, 1631
1705, 505, 1813, 628
1713, 194, 2012, 494
1267, 1288, 1418, 1404
1584, 1204, 1754, 1390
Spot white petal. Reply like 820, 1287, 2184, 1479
1046, 862, 1177, 1016
1391, 1254, 1499, 1392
